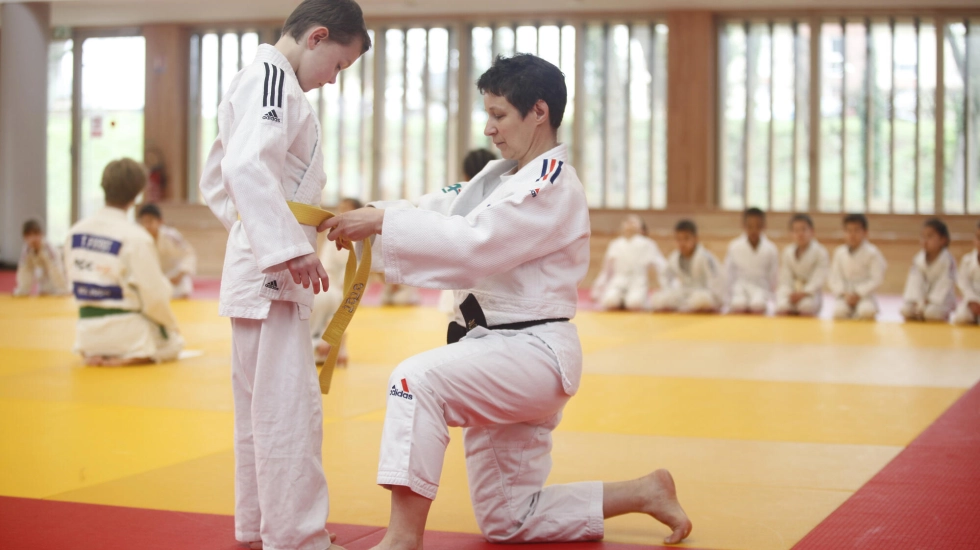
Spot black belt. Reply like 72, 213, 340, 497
446, 294, 568, 344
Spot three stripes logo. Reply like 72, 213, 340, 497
264, 280, 279, 291
536, 159, 564, 184
262, 62, 285, 111
389, 378, 414, 400
262, 110, 281, 123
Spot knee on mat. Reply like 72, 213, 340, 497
729, 297, 748, 311
833, 302, 852, 319
748, 299, 767, 313
687, 292, 716, 312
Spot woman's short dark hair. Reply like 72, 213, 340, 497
282, 0, 372, 54
477, 54, 567, 129
463, 149, 498, 180
924, 218, 950, 242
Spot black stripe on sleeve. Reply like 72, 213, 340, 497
263, 63, 270, 107
277, 68, 285, 108
270, 67, 278, 108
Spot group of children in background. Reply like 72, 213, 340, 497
13, 164, 980, 368
593, 209, 980, 326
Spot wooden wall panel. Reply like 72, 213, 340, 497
144, 25, 190, 202
666, 11, 717, 209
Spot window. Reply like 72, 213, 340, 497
721, 16, 979, 215
188, 19, 669, 209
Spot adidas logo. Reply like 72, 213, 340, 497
261, 110, 281, 123
264, 280, 279, 291
389, 378, 413, 400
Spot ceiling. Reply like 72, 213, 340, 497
0, 0, 976, 27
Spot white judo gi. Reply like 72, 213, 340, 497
154, 224, 197, 299
14, 241, 68, 296
828, 240, 887, 320
591, 235, 665, 311
66, 207, 184, 362
775, 241, 830, 316
900, 249, 957, 322
952, 249, 980, 325
724, 234, 779, 313
199, 45, 332, 550
650, 245, 724, 312
366, 144, 603, 543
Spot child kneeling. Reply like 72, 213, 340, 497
66, 158, 184, 365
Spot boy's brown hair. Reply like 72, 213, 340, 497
22, 219, 43, 236
101, 158, 147, 207
282, 0, 372, 54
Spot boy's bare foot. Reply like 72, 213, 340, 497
639, 470, 692, 544
84, 355, 105, 366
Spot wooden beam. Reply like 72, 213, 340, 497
666, 11, 717, 208
144, 24, 190, 202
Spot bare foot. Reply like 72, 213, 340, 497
639, 470, 692, 545
367, 537, 421, 550
83, 355, 105, 366
247, 531, 342, 549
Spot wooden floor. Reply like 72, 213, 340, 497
1, 294, 979, 549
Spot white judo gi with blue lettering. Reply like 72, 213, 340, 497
66, 207, 183, 362
366, 144, 604, 543
199, 44, 333, 550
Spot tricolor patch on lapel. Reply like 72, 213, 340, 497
536, 159, 564, 183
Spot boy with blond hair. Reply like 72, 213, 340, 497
66, 158, 183, 365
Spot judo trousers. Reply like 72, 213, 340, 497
378, 327, 604, 543
231, 301, 332, 550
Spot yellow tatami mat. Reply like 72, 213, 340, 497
1, 295, 978, 549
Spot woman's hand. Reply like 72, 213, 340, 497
319, 207, 385, 243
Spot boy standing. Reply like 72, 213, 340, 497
199, 1, 370, 549
829, 214, 887, 320
724, 207, 779, 314
951, 220, 980, 326
901, 219, 957, 322
13, 220, 69, 297
66, 158, 184, 366
651, 220, 724, 313
775, 214, 829, 316
137, 204, 197, 299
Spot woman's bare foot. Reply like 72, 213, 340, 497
639, 470, 692, 544
603, 469, 692, 545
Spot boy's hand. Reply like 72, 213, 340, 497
846, 293, 860, 308
286, 253, 330, 294
789, 291, 807, 304
320, 208, 385, 243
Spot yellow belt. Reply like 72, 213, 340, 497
287, 201, 370, 394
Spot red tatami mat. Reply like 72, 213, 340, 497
793, 381, 980, 550
0, 496, 693, 550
